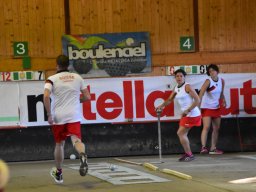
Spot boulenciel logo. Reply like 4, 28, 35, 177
68, 43, 146, 60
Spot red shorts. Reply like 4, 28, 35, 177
201, 108, 221, 118
52, 122, 81, 143
179, 116, 202, 128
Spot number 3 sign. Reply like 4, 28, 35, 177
180, 36, 194, 52
13, 42, 28, 56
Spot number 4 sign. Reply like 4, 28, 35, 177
180, 36, 194, 52
13, 42, 28, 56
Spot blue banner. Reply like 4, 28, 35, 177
62, 32, 151, 78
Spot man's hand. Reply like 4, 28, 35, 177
222, 99, 226, 108
181, 109, 190, 117
48, 115, 53, 125
156, 106, 163, 113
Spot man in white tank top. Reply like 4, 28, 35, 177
44, 55, 91, 183
199, 64, 226, 155
156, 69, 201, 162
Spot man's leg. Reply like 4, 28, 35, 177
71, 136, 85, 154
51, 124, 65, 184
71, 135, 88, 176
54, 141, 65, 169
50, 141, 65, 184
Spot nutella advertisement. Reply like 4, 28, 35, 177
0, 74, 256, 127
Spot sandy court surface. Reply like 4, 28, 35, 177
4, 152, 256, 192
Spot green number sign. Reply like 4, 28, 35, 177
13, 42, 28, 56
180, 36, 194, 51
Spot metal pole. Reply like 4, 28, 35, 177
156, 109, 163, 163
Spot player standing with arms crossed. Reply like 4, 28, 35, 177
199, 64, 226, 155
44, 55, 91, 183
156, 69, 201, 162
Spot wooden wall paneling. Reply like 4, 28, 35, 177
120, 0, 126, 32
167, 0, 175, 53
119, 0, 126, 32
150, 0, 160, 53
152, 50, 256, 66
70, 0, 89, 34
59, 0, 65, 39
165, 0, 175, 53
0, 0, 6, 56
0, 57, 55, 71
141, 0, 152, 32
105, 0, 114, 33
199, 0, 256, 51
85, 0, 93, 34
42, 0, 53, 57
133, 0, 152, 33
226, 0, 241, 50
19, 0, 29, 46
199, 0, 213, 51
97, 0, 106, 33
199, 0, 220, 51
35, 0, 43, 56
120, 0, 137, 32
68, 0, 97, 34
27, 0, 37, 56
86, 0, 95, 34
182, 0, 194, 36
248, 0, 256, 49
172, 0, 194, 53
159, 0, 169, 54
198, 0, 208, 51
51, 0, 64, 55
173, 0, 182, 52
219, 63, 256, 73
131, 0, 140, 31
240, 0, 249, 50
112, 0, 121, 32
69, 0, 77, 33
36, 0, 45, 56
90, 0, 99, 34
210, 0, 216, 51
11, 0, 21, 46
135, 0, 143, 31
83, 0, 93, 34
199, 0, 227, 51
3, 0, 13, 56
209, 0, 220, 51
218, 0, 226, 51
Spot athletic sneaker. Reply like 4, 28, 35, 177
209, 148, 223, 155
200, 146, 209, 154
50, 167, 63, 184
79, 153, 88, 176
178, 153, 195, 162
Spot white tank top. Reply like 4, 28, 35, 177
201, 77, 223, 109
174, 83, 201, 117
44, 71, 88, 124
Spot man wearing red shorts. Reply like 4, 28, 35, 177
199, 64, 226, 155
43, 55, 91, 183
